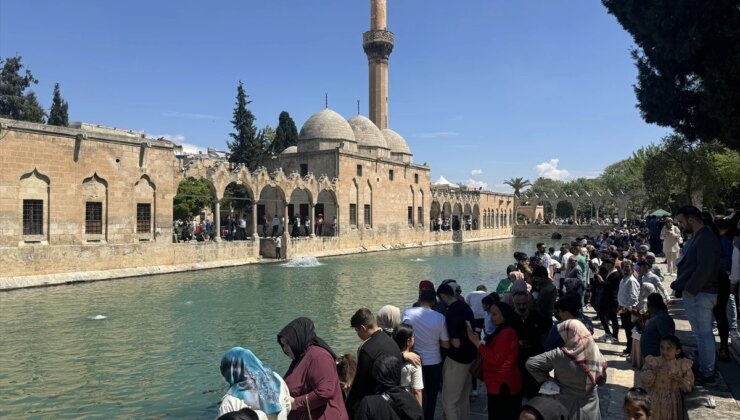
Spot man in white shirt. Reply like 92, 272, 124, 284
403, 289, 450, 420
617, 261, 640, 356
465, 285, 488, 335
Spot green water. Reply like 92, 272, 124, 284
0, 238, 539, 419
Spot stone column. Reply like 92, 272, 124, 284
284, 203, 289, 236
214, 200, 221, 242
310, 203, 316, 238
252, 207, 259, 240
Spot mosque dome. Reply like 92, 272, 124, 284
381, 128, 412, 155
348, 115, 389, 150
281, 145, 298, 154
298, 109, 356, 143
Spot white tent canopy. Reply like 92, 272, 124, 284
433, 176, 458, 188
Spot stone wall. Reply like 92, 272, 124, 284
0, 240, 260, 278
513, 224, 610, 239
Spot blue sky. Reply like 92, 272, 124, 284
0, 0, 668, 192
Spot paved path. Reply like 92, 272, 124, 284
595, 263, 740, 419
437, 262, 740, 419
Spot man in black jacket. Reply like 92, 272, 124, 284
672, 205, 720, 385
346, 308, 403, 416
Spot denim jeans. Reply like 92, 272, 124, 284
684, 292, 718, 377
728, 293, 738, 331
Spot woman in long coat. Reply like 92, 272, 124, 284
525, 319, 607, 420
277, 317, 348, 420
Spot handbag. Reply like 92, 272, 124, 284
469, 354, 483, 380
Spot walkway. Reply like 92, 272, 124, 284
437, 262, 740, 419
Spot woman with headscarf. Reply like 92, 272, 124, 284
526, 320, 608, 420
467, 301, 523, 420
354, 355, 423, 420
377, 305, 402, 334
218, 347, 292, 420
277, 317, 348, 420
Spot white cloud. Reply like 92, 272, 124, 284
150, 132, 187, 143
461, 178, 488, 190
535, 159, 571, 181
413, 131, 461, 139
471, 169, 483, 176
148, 132, 208, 154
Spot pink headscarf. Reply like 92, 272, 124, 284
557, 319, 607, 391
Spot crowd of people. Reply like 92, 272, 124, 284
213, 205, 739, 420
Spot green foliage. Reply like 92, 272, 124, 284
503, 177, 532, 195
271, 111, 299, 154
48, 83, 69, 126
602, 0, 740, 150
643, 134, 723, 209
221, 183, 252, 216
0, 56, 46, 123
227, 81, 266, 170
173, 177, 214, 221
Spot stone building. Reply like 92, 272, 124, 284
0, 0, 514, 285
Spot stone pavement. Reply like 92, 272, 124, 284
436, 262, 740, 419
593, 262, 740, 419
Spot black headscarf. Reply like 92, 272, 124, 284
371, 355, 423, 420
277, 317, 337, 376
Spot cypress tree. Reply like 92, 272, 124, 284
271, 111, 299, 154
227, 81, 264, 170
48, 83, 69, 126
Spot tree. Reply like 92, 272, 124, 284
48, 83, 69, 126
0, 56, 46, 122
173, 178, 214, 221
227, 81, 265, 170
503, 177, 532, 195
602, 1, 740, 150
643, 134, 721, 209
271, 111, 299, 154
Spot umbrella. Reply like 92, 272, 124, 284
649, 209, 671, 217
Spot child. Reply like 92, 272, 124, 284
640, 335, 694, 420
623, 387, 652, 420
392, 323, 424, 406
336, 353, 357, 401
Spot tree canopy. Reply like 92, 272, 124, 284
271, 111, 299, 154
48, 83, 69, 127
503, 177, 532, 195
0, 56, 46, 123
602, 0, 740, 150
173, 177, 214, 221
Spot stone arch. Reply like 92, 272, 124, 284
452, 203, 463, 231
463, 203, 472, 230
473, 204, 480, 230
288, 187, 312, 237
417, 189, 424, 229
430, 200, 441, 231
408, 186, 415, 226
257, 184, 287, 236
82, 173, 108, 240
134, 175, 156, 239
222, 181, 256, 239
364, 180, 373, 228
19, 168, 51, 241
316, 188, 337, 236
349, 180, 359, 228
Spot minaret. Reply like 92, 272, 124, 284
363, 0, 394, 130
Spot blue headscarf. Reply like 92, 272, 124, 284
220, 347, 283, 415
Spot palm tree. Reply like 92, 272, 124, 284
503, 177, 532, 196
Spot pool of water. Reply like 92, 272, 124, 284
0, 238, 540, 418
